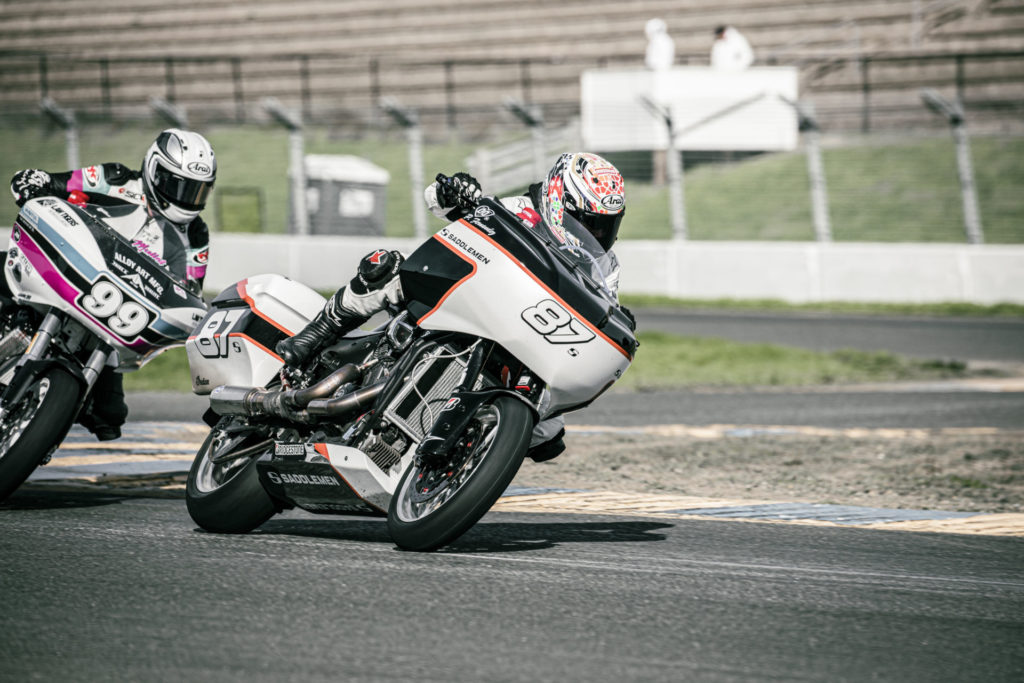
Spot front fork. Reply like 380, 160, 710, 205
2, 309, 112, 410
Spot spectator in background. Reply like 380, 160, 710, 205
711, 25, 754, 71
644, 18, 675, 71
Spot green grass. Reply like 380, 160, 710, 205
615, 331, 970, 391
619, 294, 1024, 318
124, 328, 975, 393
1, 123, 1022, 242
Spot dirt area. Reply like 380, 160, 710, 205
513, 429, 1024, 513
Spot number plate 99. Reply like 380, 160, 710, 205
79, 278, 153, 339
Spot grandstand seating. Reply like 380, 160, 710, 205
0, 0, 1021, 135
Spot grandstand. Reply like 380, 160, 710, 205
0, 0, 1021, 134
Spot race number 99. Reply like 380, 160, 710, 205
521, 299, 595, 344
80, 279, 152, 338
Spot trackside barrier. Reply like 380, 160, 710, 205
205, 234, 1024, 305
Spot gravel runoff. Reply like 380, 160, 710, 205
513, 428, 1024, 514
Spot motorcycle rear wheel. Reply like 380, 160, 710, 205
0, 367, 81, 503
387, 396, 532, 552
186, 422, 277, 534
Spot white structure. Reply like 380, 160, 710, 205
581, 66, 799, 152
205, 235, 1024, 305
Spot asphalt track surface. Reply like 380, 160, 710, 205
2, 489, 1022, 683
3, 310, 1023, 682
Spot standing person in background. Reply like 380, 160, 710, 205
644, 18, 675, 72
711, 25, 754, 71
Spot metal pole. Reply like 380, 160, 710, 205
638, 96, 686, 240
804, 124, 832, 242
952, 120, 983, 244
666, 144, 686, 241
41, 97, 79, 169
380, 98, 426, 239
860, 57, 871, 134
65, 121, 80, 170
262, 97, 307, 235
289, 129, 308, 235
407, 125, 427, 239
920, 88, 984, 244
783, 98, 833, 242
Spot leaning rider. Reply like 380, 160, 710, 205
275, 152, 629, 464
3, 129, 217, 441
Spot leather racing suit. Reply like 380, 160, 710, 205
4, 163, 212, 440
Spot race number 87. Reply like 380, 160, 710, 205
194, 308, 246, 358
521, 299, 595, 344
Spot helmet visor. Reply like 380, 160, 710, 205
152, 165, 214, 211
573, 208, 624, 251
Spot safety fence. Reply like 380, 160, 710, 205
1, 49, 1023, 135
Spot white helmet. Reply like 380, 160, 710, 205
541, 152, 625, 251
142, 129, 216, 225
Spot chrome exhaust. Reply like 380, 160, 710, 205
209, 360, 377, 418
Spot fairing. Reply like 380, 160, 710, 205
400, 199, 636, 413
4, 197, 207, 368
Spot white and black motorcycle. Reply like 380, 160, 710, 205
184, 191, 637, 551
0, 196, 207, 502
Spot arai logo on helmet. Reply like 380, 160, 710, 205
601, 194, 624, 210
187, 161, 212, 175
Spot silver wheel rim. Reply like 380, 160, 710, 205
0, 377, 51, 462
194, 430, 262, 493
394, 405, 501, 523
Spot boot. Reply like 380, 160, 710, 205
275, 291, 368, 367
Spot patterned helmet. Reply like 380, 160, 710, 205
142, 129, 216, 225
541, 152, 625, 251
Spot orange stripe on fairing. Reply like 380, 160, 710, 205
455, 219, 632, 360
239, 278, 295, 336
316, 443, 388, 514
228, 332, 282, 362
415, 234, 479, 326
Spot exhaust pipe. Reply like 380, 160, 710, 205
307, 382, 384, 418
209, 360, 379, 419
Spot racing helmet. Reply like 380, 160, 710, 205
541, 152, 625, 251
142, 129, 216, 225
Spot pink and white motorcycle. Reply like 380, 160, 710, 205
184, 193, 637, 551
0, 196, 207, 502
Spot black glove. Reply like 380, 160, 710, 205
10, 169, 54, 207
436, 172, 481, 210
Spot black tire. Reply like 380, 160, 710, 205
185, 424, 277, 534
0, 367, 81, 503
387, 396, 532, 551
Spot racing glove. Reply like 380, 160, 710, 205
435, 172, 481, 210
10, 169, 55, 207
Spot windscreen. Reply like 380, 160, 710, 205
534, 212, 616, 302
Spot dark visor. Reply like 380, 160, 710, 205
571, 208, 624, 251
153, 165, 214, 210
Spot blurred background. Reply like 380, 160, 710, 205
0, 0, 1022, 298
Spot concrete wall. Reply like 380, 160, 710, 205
206, 234, 1024, 304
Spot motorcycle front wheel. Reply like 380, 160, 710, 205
186, 420, 277, 533
387, 396, 532, 552
0, 367, 81, 503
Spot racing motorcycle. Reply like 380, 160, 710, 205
184, 187, 637, 551
0, 195, 207, 502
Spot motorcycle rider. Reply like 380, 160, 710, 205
275, 152, 629, 463
3, 128, 217, 440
